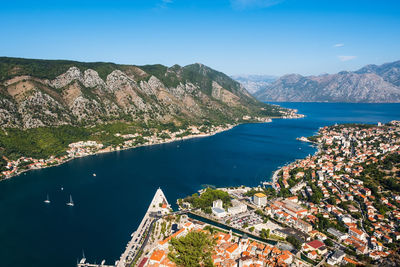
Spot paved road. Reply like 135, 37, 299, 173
354, 200, 366, 232
315, 255, 328, 267
117, 188, 169, 267
130, 219, 158, 266
331, 181, 343, 195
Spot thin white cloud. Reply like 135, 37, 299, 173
333, 43, 344, 48
157, 0, 173, 9
338, 55, 357, 62
231, 0, 283, 10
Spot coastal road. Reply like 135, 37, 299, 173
117, 188, 169, 267
130, 219, 158, 266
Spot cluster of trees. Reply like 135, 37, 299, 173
0, 122, 142, 160
382, 153, 400, 169
0, 56, 119, 81
314, 214, 347, 232
382, 178, 400, 193
184, 188, 231, 213
309, 183, 323, 204
360, 152, 400, 194
277, 187, 291, 198
243, 188, 262, 197
0, 125, 90, 159
306, 134, 321, 143
260, 228, 270, 240
0, 121, 193, 160
245, 187, 277, 199
0, 152, 7, 172
168, 231, 216, 267
158, 132, 171, 140
286, 236, 301, 250
324, 238, 333, 247
286, 168, 312, 188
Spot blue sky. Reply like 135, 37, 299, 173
1, 0, 400, 76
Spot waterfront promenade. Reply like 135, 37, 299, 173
116, 188, 170, 267
78, 188, 170, 267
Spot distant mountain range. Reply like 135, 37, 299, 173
236, 60, 400, 103
230, 75, 277, 94
0, 57, 286, 130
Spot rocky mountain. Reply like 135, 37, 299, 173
231, 74, 277, 94
355, 60, 400, 87
254, 60, 400, 103
0, 57, 287, 130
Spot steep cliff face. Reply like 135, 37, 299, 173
0, 57, 285, 129
253, 60, 400, 103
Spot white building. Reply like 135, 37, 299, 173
317, 171, 325, 181
213, 199, 223, 209
328, 228, 348, 241
253, 193, 267, 207
212, 199, 226, 218
228, 200, 247, 215
327, 250, 345, 265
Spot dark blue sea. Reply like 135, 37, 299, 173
1, 103, 400, 267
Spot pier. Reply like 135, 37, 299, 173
78, 188, 171, 267
77, 259, 115, 267
116, 188, 170, 267
271, 169, 280, 191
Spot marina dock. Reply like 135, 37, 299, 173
77, 259, 115, 267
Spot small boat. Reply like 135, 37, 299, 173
93, 173, 96, 177
44, 194, 51, 204
61, 186, 64, 191
66, 195, 74, 206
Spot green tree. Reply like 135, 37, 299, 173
260, 228, 270, 240
324, 239, 333, 247
183, 188, 231, 212
168, 231, 216, 267
203, 225, 215, 235
286, 236, 301, 250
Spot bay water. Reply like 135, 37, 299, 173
1, 103, 399, 267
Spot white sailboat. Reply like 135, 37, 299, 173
66, 195, 74, 206
44, 194, 51, 204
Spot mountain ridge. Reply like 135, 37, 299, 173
0, 57, 296, 161
230, 74, 277, 94
0, 57, 289, 130
252, 60, 400, 103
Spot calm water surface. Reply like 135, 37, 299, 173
1, 103, 400, 267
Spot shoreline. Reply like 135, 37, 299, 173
0, 123, 238, 181
269, 135, 320, 189
0, 113, 305, 182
